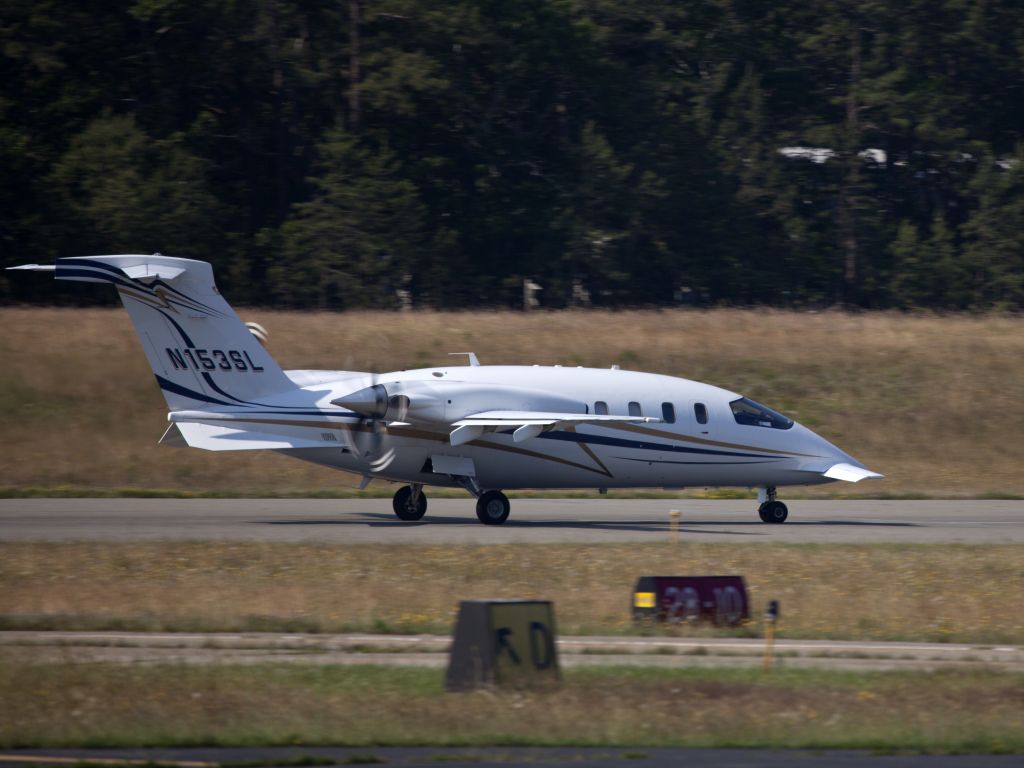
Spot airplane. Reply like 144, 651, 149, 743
9, 254, 882, 525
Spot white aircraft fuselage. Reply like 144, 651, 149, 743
261, 364, 858, 492
9, 254, 882, 525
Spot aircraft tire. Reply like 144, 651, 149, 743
759, 500, 788, 524
392, 485, 427, 521
476, 490, 511, 525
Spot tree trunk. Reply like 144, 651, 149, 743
348, 0, 361, 131
839, 20, 862, 305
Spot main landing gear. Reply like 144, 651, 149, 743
476, 489, 511, 525
392, 484, 427, 521
758, 486, 788, 524
391, 483, 512, 525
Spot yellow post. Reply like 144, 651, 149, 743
762, 622, 775, 671
763, 599, 780, 671
669, 509, 680, 543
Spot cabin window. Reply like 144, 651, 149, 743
661, 402, 676, 424
628, 401, 642, 417
730, 397, 793, 430
694, 402, 708, 425
595, 401, 608, 415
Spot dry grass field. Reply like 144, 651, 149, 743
3, 664, 1022, 751
2, 307, 1023, 497
3, 542, 1022, 643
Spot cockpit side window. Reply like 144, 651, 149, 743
730, 397, 794, 430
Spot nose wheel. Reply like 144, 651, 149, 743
758, 486, 788, 523
759, 500, 788, 523
476, 490, 511, 525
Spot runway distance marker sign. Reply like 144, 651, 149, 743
633, 576, 749, 625
446, 599, 560, 691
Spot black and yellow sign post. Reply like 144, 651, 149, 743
445, 600, 560, 691
763, 599, 780, 671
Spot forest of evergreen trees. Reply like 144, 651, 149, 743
2, 1, 1023, 309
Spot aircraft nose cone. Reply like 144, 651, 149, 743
818, 435, 861, 467
332, 384, 388, 419
796, 423, 884, 480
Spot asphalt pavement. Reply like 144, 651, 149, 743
1, 498, 1022, 543
0, 746, 1020, 768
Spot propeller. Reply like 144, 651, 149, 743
332, 377, 406, 471
245, 321, 269, 345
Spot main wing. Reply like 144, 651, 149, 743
449, 410, 660, 446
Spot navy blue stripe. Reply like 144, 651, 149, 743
149, 279, 225, 317
538, 430, 784, 459
154, 375, 234, 406
614, 456, 781, 466
162, 296, 222, 318
233, 409, 358, 417
63, 259, 225, 318
197, 374, 350, 411
201, 372, 253, 405
56, 267, 136, 290
62, 258, 127, 276
154, 309, 195, 348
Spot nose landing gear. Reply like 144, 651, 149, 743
757, 486, 788, 523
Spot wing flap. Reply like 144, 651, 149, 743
449, 410, 660, 445
453, 410, 661, 427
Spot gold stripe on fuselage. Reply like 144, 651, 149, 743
611, 421, 820, 458
181, 414, 803, 477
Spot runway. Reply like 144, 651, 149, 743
1, 498, 1022, 543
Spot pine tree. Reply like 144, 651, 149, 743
274, 130, 425, 309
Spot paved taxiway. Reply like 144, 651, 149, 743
4, 631, 1022, 673
1, 747, 1021, 768
1, 498, 1022, 543
3, 746, 1021, 768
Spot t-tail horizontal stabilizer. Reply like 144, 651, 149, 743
9, 255, 295, 411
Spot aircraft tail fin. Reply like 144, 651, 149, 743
10, 255, 295, 410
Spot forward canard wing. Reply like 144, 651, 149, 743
795, 459, 885, 483
821, 462, 884, 482
449, 410, 661, 446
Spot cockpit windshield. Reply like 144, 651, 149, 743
730, 397, 793, 430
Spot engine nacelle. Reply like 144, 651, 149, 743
332, 380, 585, 424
